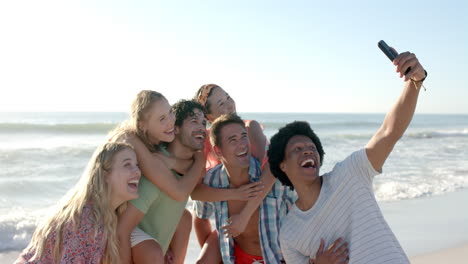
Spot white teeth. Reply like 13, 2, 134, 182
128, 180, 139, 185
301, 159, 315, 167
237, 151, 247, 156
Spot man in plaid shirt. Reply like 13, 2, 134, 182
194, 114, 296, 264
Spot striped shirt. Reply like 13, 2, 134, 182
195, 157, 297, 264
280, 149, 410, 264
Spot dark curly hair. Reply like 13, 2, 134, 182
171, 99, 205, 127
267, 121, 325, 190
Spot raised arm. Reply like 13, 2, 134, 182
125, 135, 205, 202
155, 152, 193, 175
366, 50, 426, 172
245, 120, 268, 163
191, 179, 264, 202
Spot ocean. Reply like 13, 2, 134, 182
1, 112, 468, 255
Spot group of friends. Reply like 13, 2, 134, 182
15, 49, 427, 263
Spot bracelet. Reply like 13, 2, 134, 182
411, 70, 427, 82
411, 70, 427, 91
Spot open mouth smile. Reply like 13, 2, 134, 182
127, 178, 139, 191
165, 128, 175, 135
300, 158, 316, 168
193, 131, 206, 140
236, 150, 248, 158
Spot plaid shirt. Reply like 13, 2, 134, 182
194, 157, 297, 264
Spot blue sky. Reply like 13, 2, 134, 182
0, 0, 467, 113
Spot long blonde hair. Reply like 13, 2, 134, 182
25, 142, 133, 264
109, 90, 165, 152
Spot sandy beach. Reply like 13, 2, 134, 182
0, 251, 19, 263
411, 243, 468, 264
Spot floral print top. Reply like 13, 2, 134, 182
18, 203, 106, 264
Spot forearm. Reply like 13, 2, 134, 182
172, 157, 193, 175
117, 219, 134, 264
175, 154, 206, 200
192, 170, 266, 202
367, 80, 421, 170
246, 120, 267, 162
157, 152, 193, 175
191, 183, 236, 202
117, 205, 145, 264
118, 233, 133, 264
380, 80, 421, 140
240, 167, 275, 219
129, 136, 203, 201
136, 148, 188, 201
220, 171, 272, 236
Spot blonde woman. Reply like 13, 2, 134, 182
111, 92, 205, 264
15, 142, 141, 264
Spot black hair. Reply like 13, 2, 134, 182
171, 99, 205, 127
267, 121, 325, 190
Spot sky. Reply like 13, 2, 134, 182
0, 0, 467, 113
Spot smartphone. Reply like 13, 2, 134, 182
378, 40, 398, 61
378, 40, 410, 75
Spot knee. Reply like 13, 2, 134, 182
132, 240, 164, 263
145, 246, 164, 263
154, 245, 164, 258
